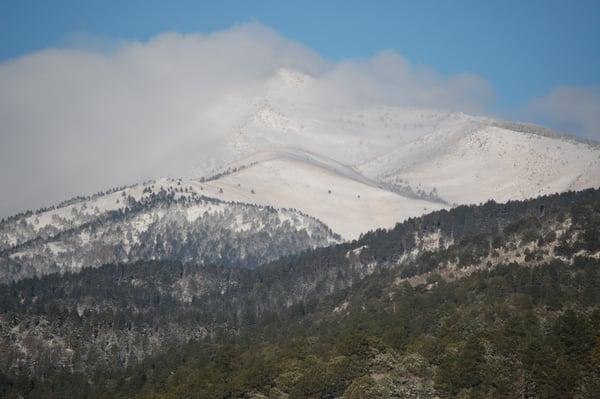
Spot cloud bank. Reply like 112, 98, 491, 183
0, 22, 596, 217
526, 86, 600, 140
0, 22, 496, 217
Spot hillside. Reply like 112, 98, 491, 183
0, 183, 339, 283
1, 188, 599, 398
197, 149, 445, 239
359, 122, 600, 204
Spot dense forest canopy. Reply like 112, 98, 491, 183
1, 188, 599, 398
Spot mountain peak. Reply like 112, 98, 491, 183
270, 67, 314, 90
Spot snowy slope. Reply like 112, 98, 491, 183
358, 124, 600, 205
189, 68, 600, 208
0, 184, 339, 283
190, 150, 446, 240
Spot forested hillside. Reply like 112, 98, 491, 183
1, 188, 599, 398
0, 190, 339, 283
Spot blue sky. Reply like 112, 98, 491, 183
1, 0, 599, 112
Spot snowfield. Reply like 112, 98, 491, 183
194, 150, 446, 240
359, 124, 600, 205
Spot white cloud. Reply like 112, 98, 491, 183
319, 51, 493, 113
526, 86, 600, 140
0, 22, 496, 217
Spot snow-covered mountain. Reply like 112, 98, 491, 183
358, 121, 600, 205
190, 68, 600, 204
1, 67, 599, 282
191, 68, 471, 173
0, 181, 339, 283
194, 149, 445, 239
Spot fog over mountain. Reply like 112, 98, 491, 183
2, 22, 597, 218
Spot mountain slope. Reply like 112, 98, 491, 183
1, 188, 599, 398
190, 68, 600, 206
196, 149, 446, 239
0, 183, 339, 283
359, 122, 600, 204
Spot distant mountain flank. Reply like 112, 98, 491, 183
189, 68, 600, 203
358, 122, 600, 205
0, 182, 339, 283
